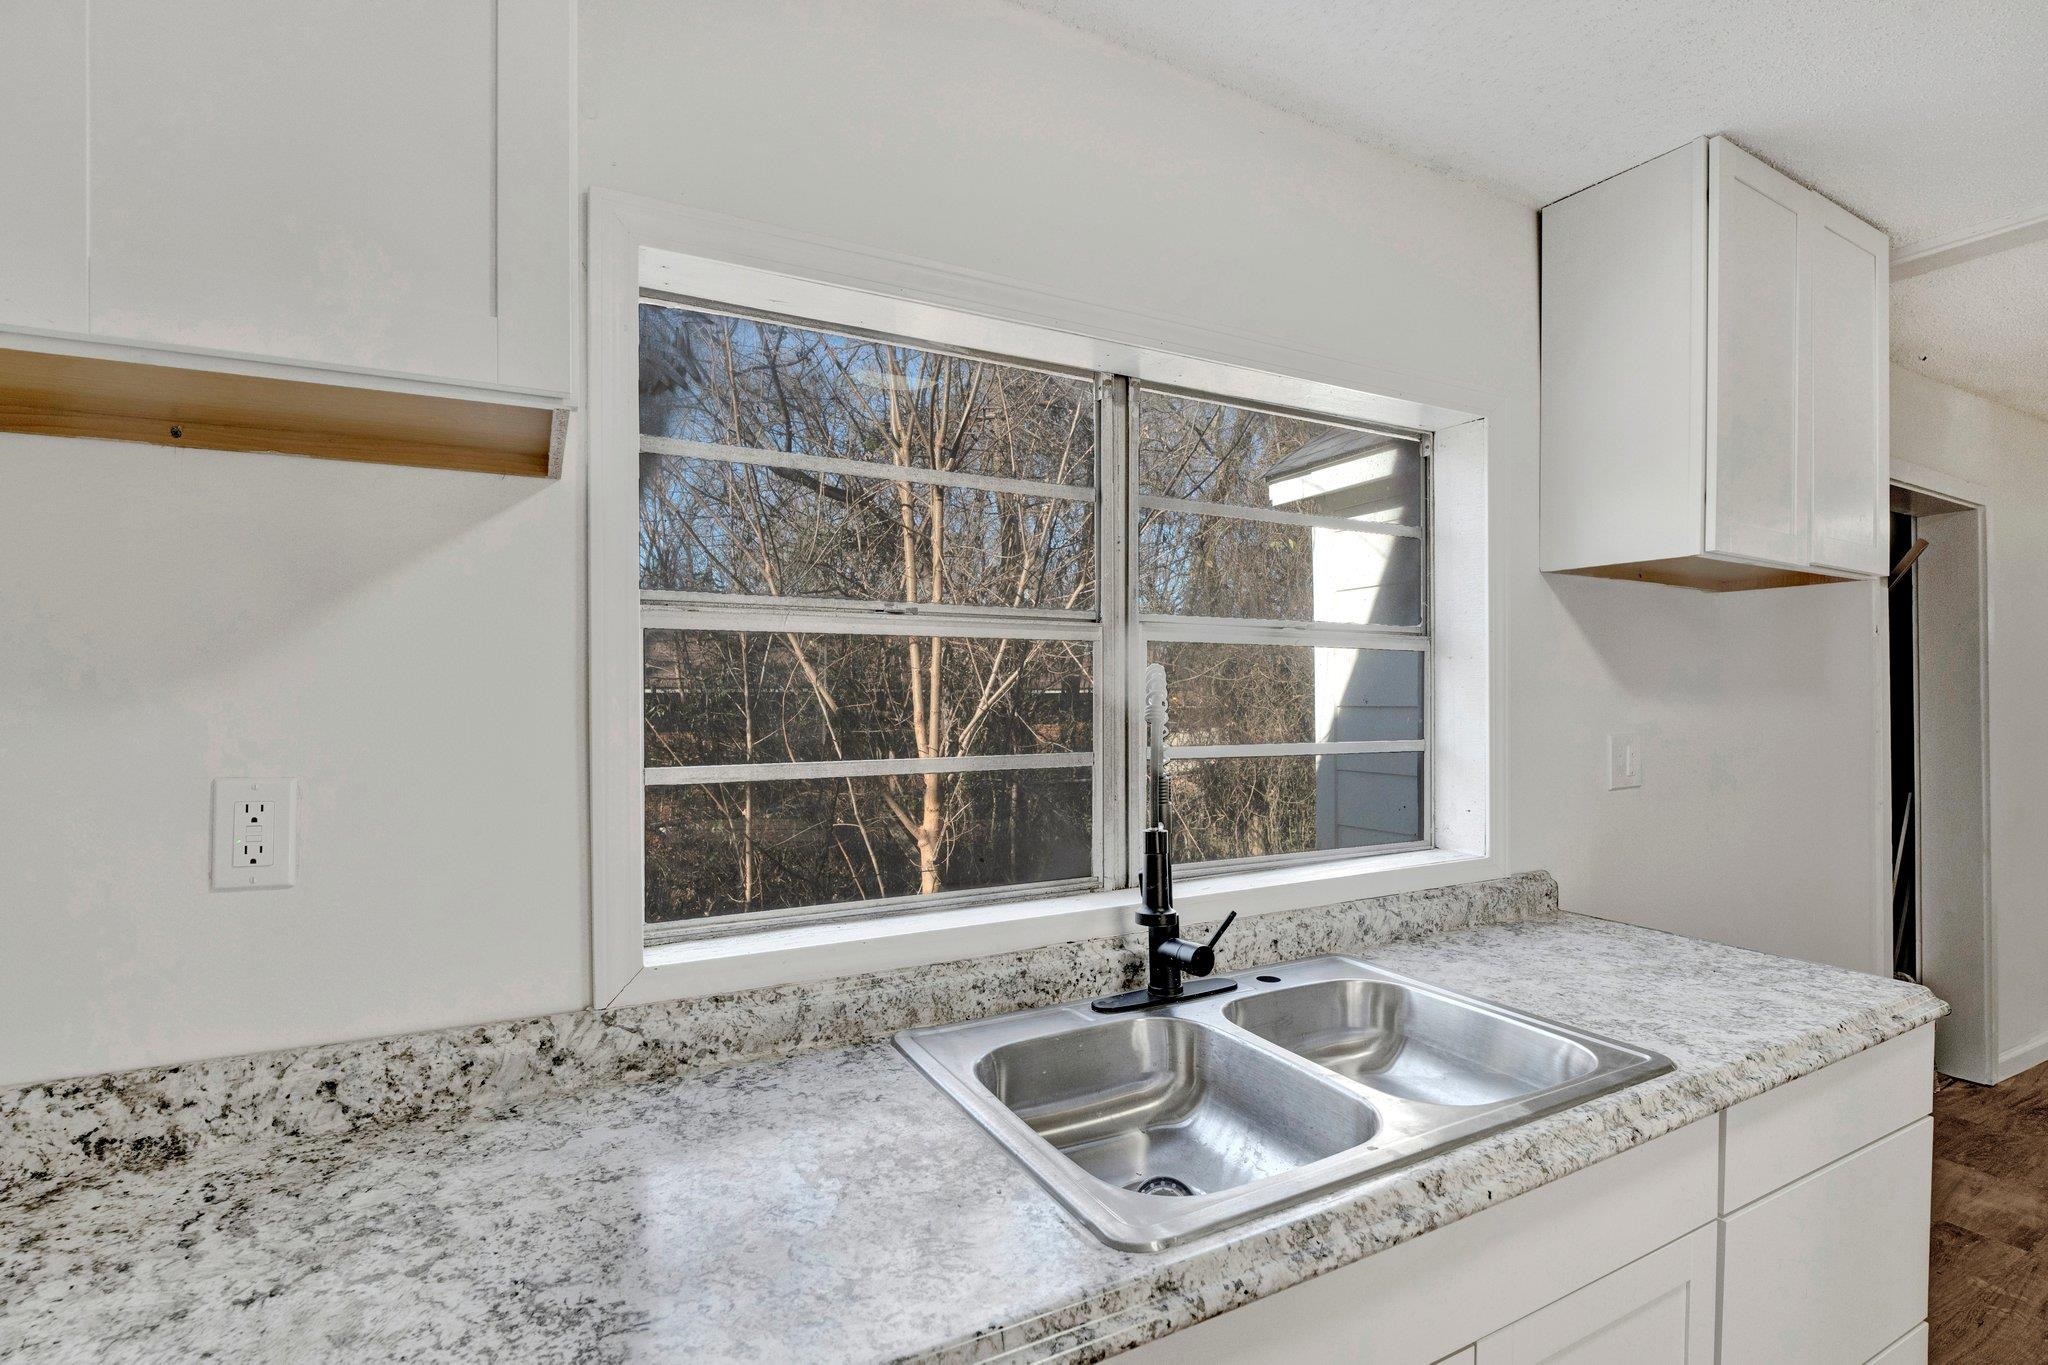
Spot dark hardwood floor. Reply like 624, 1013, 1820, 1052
1932, 1063, 2048, 1359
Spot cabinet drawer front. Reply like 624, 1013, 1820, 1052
1722, 1027, 1932, 1211
1476, 1224, 1717, 1364
1719, 1117, 1932, 1365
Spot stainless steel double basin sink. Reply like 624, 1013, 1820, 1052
897, 957, 1672, 1250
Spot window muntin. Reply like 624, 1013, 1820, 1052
636, 299, 1429, 939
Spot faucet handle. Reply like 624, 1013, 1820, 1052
1165, 911, 1238, 978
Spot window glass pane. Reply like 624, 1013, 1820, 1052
1136, 508, 1420, 626
640, 302, 1096, 487
1167, 752, 1422, 863
645, 630, 1093, 768
1149, 641, 1422, 746
641, 452, 1096, 609
1137, 388, 1421, 526
645, 768, 1091, 923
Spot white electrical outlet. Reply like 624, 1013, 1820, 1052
1606, 734, 1643, 790
212, 778, 297, 889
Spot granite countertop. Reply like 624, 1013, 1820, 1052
0, 914, 1944, 1363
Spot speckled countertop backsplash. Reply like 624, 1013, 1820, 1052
1, 871, 1560, 1196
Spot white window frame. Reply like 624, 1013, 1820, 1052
588, 190, 1509, 1010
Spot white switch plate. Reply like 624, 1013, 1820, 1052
1606, 734, 1643, 790
212, 778, 297, 889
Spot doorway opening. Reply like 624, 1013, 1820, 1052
1890, 479, 1993, 1081
1888, 506, 1919, 982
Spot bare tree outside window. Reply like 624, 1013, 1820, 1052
635, 300, 1431, 937
638, 302, 1098, 925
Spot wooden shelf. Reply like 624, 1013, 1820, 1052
1556, 555, 1856, 592
0, 347, 565, 477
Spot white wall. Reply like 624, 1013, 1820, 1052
1890, 366, 2048, 1070
0, 447, 589, 1087
0, 0, 1900, 1086
1512, 574, 1884, 972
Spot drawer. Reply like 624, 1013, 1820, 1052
1719, 1117, 1932, 1364
1722, 1026, 1932, 1211
1475, 1225, 1717, 1363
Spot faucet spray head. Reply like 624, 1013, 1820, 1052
1143, 663, 1170, 828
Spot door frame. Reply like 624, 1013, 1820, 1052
1889, 458, 1996, 1081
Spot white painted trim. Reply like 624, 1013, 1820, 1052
1169, 740, 1422, 761
1870, 575, 1894, 980
1998, 1025, 2048, 1082
1891, 459, 1992, 512
586, 189, 1505, 1011
614, 847, 1498, 1007
1893, 458, 1999, 1081
492, 0, 578, 395
644, 434, 1097, 503
1891, 207, 2048, 281
1140, 615, 1426, 647
641, 598, 1096, 640
0, 323, 569, 408
644, 752, 1091, 785
1137, 493, 1421, 538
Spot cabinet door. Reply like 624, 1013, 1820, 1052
1706, 137, 1809, 568
0, 0, 89, 332
1805, 195, 1891, 576
1475, 1225, 1717, 1364
59, 0, 573, 395
1719, 1117, 1932, 1364
88, 0, 497, 381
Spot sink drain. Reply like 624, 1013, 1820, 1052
1128, 1175, 1196, 1197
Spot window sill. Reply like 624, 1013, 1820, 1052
608, 846, 1499, 1010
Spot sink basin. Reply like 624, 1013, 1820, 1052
898, 956, 1672, 1251
1224, 978, 1602, 1106
975, 1016, 1379, 1197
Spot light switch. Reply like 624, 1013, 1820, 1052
1606, 734, 1642, 790
213, 778, 297, 889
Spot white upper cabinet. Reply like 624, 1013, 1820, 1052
1803, 195, 1892, 576
1541, 136, 1890, 591
1705, 140, 1808, 569
0, 0, 574, 399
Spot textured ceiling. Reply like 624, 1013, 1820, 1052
1893, 236, 2048, 423
1009, 0, 2048, 420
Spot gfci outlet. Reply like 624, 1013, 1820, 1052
212, 778, 297, 889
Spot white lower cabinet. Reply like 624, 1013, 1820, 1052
1475, 1225, 1717, 1364
1866, 1322, 1929, 1365
1719, 1118, 1933, 1364
1117, 1025, 1934, 1364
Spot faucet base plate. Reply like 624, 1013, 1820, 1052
1091, 976, 1239, 1014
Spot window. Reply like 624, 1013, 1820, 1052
636, 296, 1429, 941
